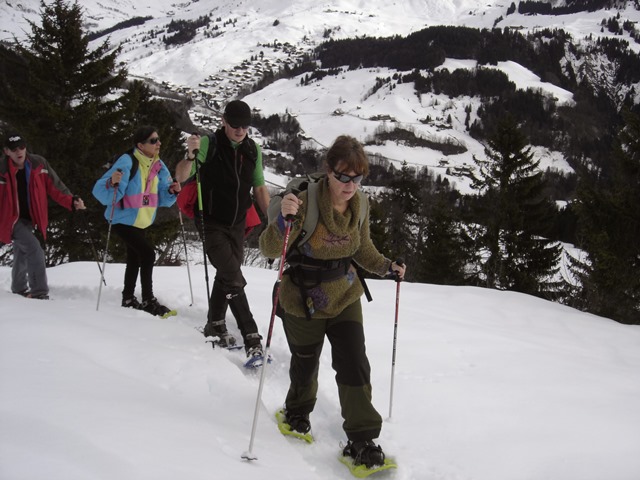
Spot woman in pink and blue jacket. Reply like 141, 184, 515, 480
92, 125, 180, 317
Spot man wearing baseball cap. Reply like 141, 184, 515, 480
175, 100, 270, 366
0, 131, 85, 299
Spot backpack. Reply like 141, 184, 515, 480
105, 148, 138, 183
176, 135, 218, 220
268, 173, 372, 320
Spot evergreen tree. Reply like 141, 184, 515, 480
416, 188, 470, 285
0, 0, 129, 264
0, 1, 189, 266
374, 161, 421, 279
570, 111, 640, 324
417, 184, 472, 285
466, 117, 562, 298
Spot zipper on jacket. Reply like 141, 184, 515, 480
231, 149, 241, 226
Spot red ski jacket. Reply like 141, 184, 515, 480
0, 153, 74, 244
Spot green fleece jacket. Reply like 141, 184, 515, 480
259, 178, 391, 319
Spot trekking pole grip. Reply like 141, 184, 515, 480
112, 168, 122, 187
190, 131, 199, 159
393, 257, 404, 282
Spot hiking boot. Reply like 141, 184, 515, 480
284, 410, 311, 434
203, 320, 237, 348
13, 289, 30, 297
141, 297, 172, 317
217, 332, 237, 348
122, 295, 142, 309
244, 343, 265, 368
244, 332, 262, 351
246, 344, 264, 359
342, 440, 386, 468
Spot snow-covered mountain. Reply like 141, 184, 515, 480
1, 0, 639, 188
4, 0, 638, 86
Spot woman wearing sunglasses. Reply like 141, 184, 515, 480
92, 125, 181, 317
259, 135, 406, 469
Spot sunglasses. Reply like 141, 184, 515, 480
227, 122, 249, 130
146, 137, 160, 145
332, 170, 363, 185
10, 145, 26, 152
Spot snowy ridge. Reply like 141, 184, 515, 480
1, 262, 639, 479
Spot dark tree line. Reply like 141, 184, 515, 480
87, 16, 152, 42
414, 68, 516, 98
519, 0, 621, 15
164, 15, 211, 46
317, 26, 571, 89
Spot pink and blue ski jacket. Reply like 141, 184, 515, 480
92, 150, 176, 228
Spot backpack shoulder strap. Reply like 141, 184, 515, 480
202, 134, 217, 164
353, 189, 373, 302
297, 181, 319, 249
127, 149, 138, 181
356, 190, 367, 229
116, 150, 138, 210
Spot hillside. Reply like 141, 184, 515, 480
2, 0, 639, 182
1, 262, 640, 479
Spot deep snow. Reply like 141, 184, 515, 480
1, 260, 640, 480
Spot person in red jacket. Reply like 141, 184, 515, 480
0, 132, 85, 299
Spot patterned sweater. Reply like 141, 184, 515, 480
259, 177, 391, 318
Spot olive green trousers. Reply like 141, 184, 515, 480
282, 300, 382, 441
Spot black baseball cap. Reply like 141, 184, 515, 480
224, 100, 251, 127
3, 132, 26, 150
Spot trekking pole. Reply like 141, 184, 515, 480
193, 145, 211, 303
76, 207, 106, 286
241, 215, 294, 461
96, 171, 121, 311
388, 257, 404, 419
178, 207, 194, 306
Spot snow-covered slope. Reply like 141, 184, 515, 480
1, 262, 640, 480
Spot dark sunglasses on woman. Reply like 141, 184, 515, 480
332, 170, 363, 185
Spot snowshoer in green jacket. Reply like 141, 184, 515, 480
175, 100, 270, 363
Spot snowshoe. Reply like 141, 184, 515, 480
340, 440, 397, 477
141, 297, 177, 318
275, 409, 313, 443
